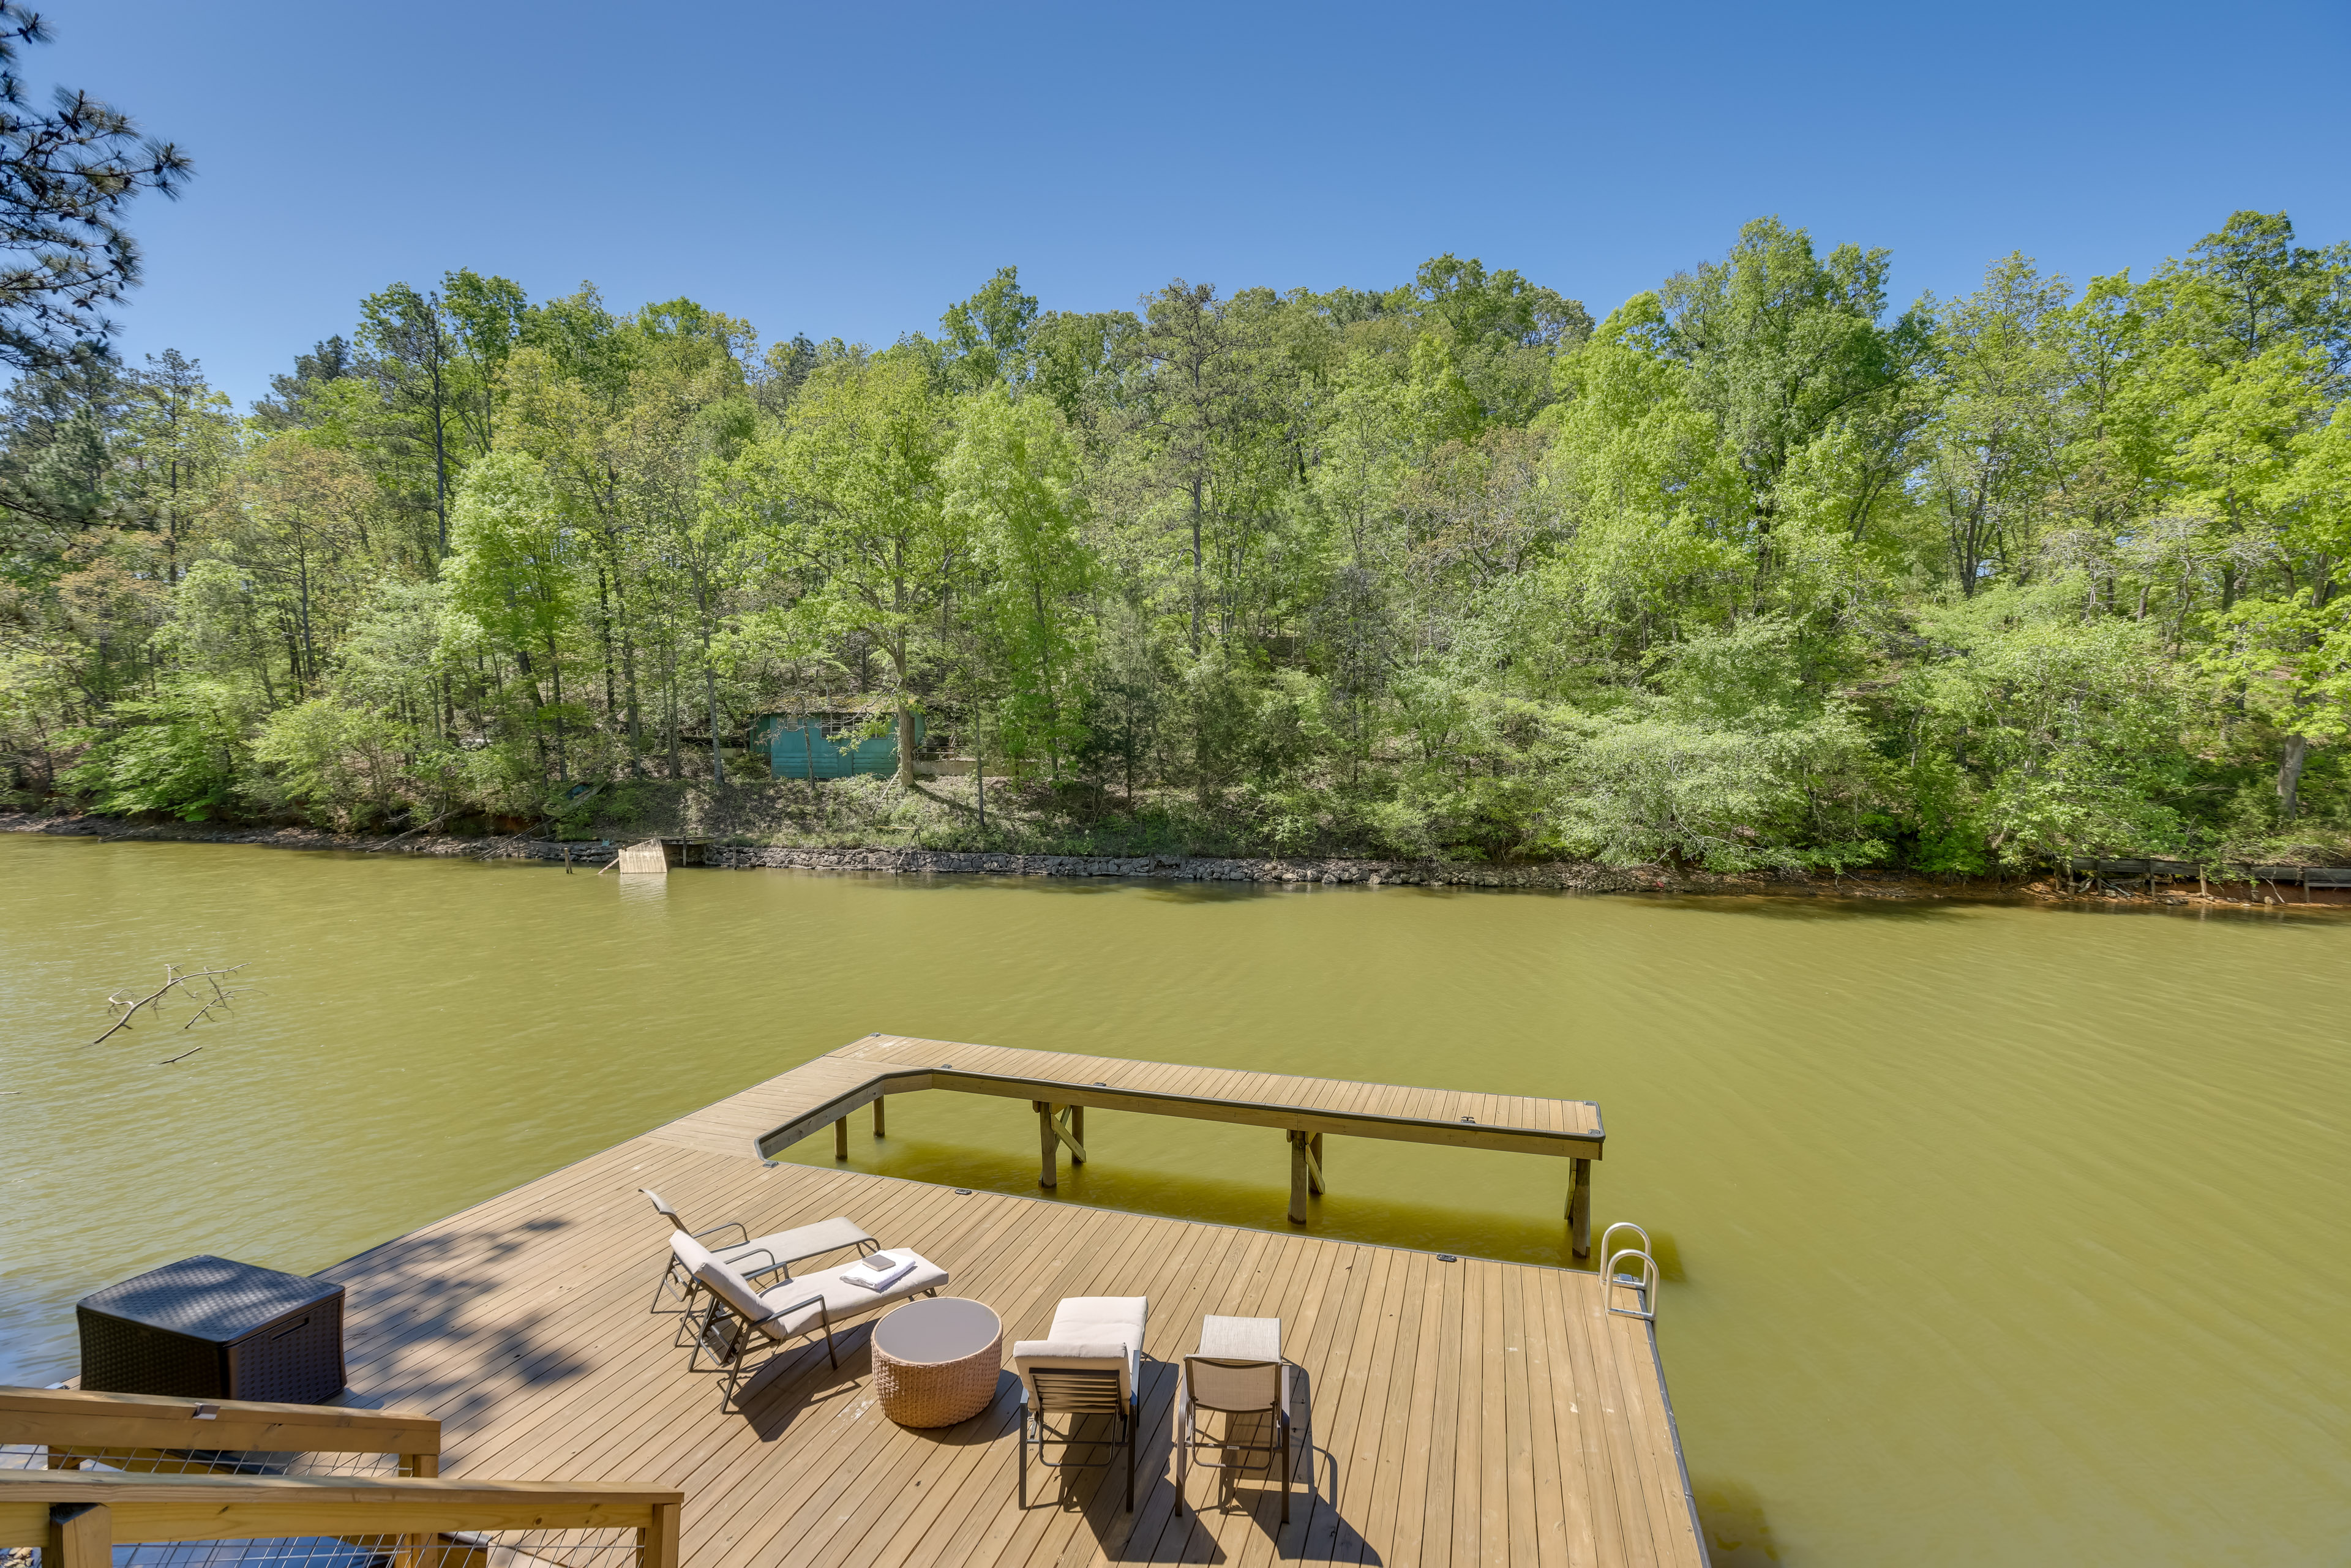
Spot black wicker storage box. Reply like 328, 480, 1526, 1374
78, 1255, 346, 1404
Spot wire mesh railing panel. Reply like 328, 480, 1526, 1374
0, 1524, 647, 1568
117, 1542, 388, 1568
0, 1444, 400, 1478
112, 1533, 648, 1568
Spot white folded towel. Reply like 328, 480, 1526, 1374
839, 1251, 917, 1293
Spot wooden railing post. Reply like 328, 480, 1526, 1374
393, 1449, 440, 1568
46, 1501, 109, 1568
642, 1498, 681, 1568
834, 1117, 849, 1161
1288, 1131, 1310, 1224
872, 1095, 885, 1138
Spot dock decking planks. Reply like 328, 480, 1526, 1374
321, 1041, 1703, 1567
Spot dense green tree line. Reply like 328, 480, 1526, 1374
5, 211, 2349, 871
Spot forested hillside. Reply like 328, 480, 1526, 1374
5, 212, 2349, 871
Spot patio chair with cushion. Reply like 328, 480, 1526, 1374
1173, 1315, 1312, 1525
1011, 1295, 1147, 1511
639, 1187, 876, 1316
673, 1231, 950, 1410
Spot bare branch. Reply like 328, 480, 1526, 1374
88, 962, 246, 1046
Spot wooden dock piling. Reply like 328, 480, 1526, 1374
1569, 1156, 1593, 1258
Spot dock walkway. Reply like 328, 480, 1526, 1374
323, 1039, 1707, 1567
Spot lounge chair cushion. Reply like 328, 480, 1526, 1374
1046, 1296, 1147, 1345
716, 1217, 874, 1278
673, 1232, 947, 1341
756, 1251, 951, 1338
1014, 1296, 1147, 1405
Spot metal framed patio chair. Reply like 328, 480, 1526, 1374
1172, 1315, 1311, 1525
1012, 1295, 1147, 1512
639, 1187, 876, 1318
673, 1232, 949, 1411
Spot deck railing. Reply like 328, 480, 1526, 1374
0, 1388, 681, 1568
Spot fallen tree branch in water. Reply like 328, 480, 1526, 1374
89, 963, 247, 1046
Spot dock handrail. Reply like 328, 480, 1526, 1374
0, 1469, 683, 1568
1600, 1222, 1659, 1321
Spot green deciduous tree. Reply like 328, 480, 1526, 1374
945, 385, 1094, 775
445, 450, 579, 780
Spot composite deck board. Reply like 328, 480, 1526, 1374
317, 1042, 1698, 1568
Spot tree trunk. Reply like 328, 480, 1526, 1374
666, 673, 681, 779
888, 629, 917, 788
2278, 733, 2310, 821
1190, 478, 1204, 652
430, 362, 450, 555
705, 651, 723, 785
548, 638, 568, 783
598, 568, 618, 729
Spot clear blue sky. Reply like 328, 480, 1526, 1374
41, 0, 2351, 410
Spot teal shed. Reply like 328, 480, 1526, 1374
750, 712, 923, 779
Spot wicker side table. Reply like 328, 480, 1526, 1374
870, 1297, 1002, 1428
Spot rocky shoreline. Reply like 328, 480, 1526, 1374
699, 841, 1750, 892
5, 810, 2336, 907
0, 811, 1841, 895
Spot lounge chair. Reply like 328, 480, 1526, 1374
1173, 1315, 1311, 1524
639, 1187, 876, 1315
673, 1231, 949, 1409
1012, 1295, 1147, 1511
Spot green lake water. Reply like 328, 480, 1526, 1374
1, 833, 2344, 1564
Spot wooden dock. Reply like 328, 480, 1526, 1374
321, 1038, 1707, 1567
675, 1033, 1605, 1255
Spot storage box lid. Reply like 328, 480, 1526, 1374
78, 1255, 342, 1341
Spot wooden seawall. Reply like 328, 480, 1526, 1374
321, 1038, 1708, 1567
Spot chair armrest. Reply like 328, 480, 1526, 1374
727, 1247, 784, 1280
692, 1220, 751, 1247
759, 1290, 827, 1334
